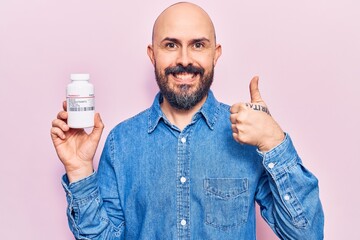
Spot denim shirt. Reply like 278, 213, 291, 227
62, 91, 324, 240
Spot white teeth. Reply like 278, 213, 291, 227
174, 73, 195, 80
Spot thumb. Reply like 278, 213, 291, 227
90, 113, 104, 142
249, 76, 263, 103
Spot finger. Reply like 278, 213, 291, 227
232, 132, 243, 144
50, 126, 66, 140
52, 118, 69, 132
63, 101, 67, 111
230, 104, 248, 124
230, 111, 248, 125
230, 103, 247, 114
231, 119, 246, 134
231, 124, 238, 134
90, 113, 104, 142
230, 113, 239, 124
230, 104, 240, 114
249, 76, 263, 103
57, 111, 68, 121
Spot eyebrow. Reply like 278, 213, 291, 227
161, 37, 211, 45
161, 37, 181, 45
189, 38, 211, 44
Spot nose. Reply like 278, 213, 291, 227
176, 47, 193, 67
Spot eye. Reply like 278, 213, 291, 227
193, 42, 204, 49
165, 42, 177, 49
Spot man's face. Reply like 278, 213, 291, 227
148, 3, 222, 110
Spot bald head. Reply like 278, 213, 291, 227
152, 2, 216, 44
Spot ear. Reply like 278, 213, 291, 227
147, 44, 155, 66
213, 44, 222, 66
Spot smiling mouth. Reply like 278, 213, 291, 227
172, 72, 198, 81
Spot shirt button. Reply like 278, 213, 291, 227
181, 137, 186, 143
180, 219, 187, 226
284, 194, 291, 201
180, 177, 187, 183
268, 162, 275, 169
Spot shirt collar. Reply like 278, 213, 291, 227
147, 90, 221, 133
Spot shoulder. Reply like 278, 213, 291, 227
218, 102, 231, 113
215, 101, 232, 122
208, 91, 231, 117
109, 108, 151, 136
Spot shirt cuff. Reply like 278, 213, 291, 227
61, 171, 98, 200
257, 133, 300, 176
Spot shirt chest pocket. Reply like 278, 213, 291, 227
204, 178, 249, 231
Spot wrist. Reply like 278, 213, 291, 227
66, 166, 94, 183
258, 131, 285, 152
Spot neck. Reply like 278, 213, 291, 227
160, 96, 207, 131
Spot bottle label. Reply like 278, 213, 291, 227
67, 96, 95, 112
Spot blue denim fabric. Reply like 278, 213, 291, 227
62, 91, 324, 239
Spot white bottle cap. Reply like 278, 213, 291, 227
70, 73, 90, 81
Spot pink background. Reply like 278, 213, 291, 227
0, 0, 359, 239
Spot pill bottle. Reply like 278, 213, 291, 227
66, 73, 95, 128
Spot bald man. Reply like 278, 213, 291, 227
51, 2, 324, 239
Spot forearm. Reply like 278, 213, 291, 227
256, 134, 324, 239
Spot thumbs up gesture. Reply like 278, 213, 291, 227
230, 76, 285, 152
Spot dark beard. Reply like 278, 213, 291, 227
155, 64, 214, 110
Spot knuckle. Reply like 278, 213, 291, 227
231, 126, 238, 133
230, 103, 243, 113
231, 112, 240, 122
236, 124, 244, 133
236, 135, 246, 144
58, 111, 67, 119
239, 103, 247, 108
51, 119, 58, 126
236, 114, 245, 123
50, 127, 61, 138
232, 134, 243, 144
232, 132, 238, 139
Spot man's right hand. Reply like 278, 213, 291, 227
50, 101, 104, 183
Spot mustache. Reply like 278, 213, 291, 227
165, 64, 204, 77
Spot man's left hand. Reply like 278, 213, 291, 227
230, 76, 285, 152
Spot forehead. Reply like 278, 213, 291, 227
153, 3, 215, 43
